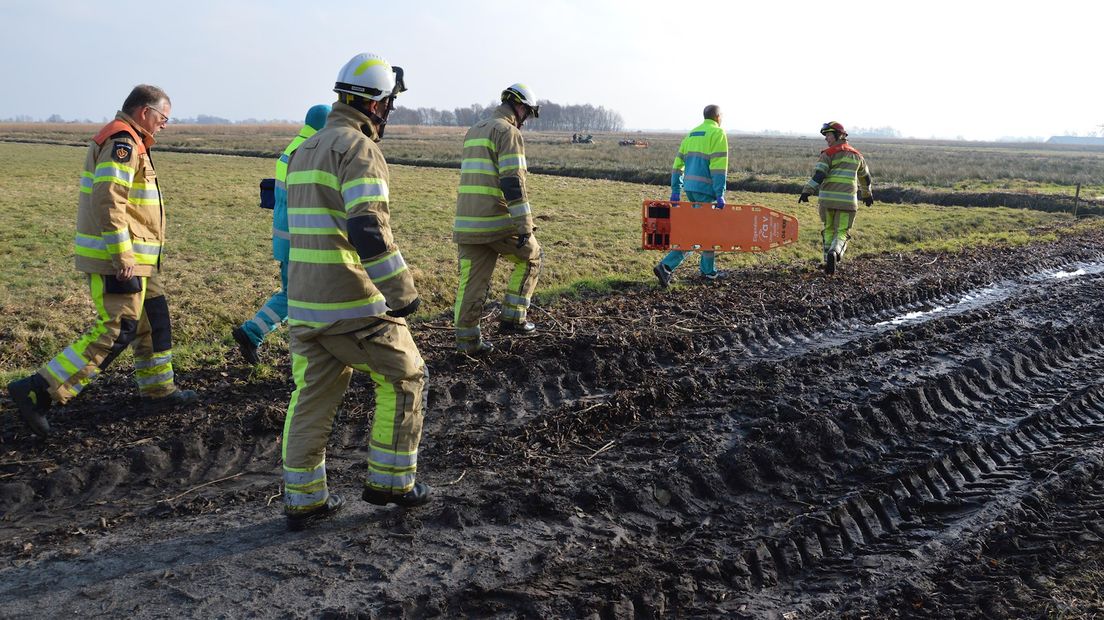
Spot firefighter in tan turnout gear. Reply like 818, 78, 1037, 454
453, 84, 543, 354
280, 52, 430, 531
7, 85, 197, 439
799, 121, 874, 275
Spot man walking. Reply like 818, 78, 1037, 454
654, 105, 729, 287
281, 53, 429, 531
7, 85, 197, 439
798, 121, 874, 275
453, 84, 543, 355
232, 104, 331, 365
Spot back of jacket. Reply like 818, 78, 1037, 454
671, 119, 729, 200
285, 103, 417, 333
74, 113, 164, 276
804, 142, 873, 211
454, 103, 533, 244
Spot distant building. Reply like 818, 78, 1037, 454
1047, 136, 1104, 146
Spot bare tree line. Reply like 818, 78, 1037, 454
391, 101, 624, 132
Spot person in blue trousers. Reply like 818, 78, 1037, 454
654, 105, 729, 288
232, 104, 330, 364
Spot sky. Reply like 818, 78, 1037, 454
2, 0, 1101, 141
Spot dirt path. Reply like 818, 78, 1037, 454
3, 226, 1104, 618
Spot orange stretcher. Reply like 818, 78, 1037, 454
641, 200, 799, 252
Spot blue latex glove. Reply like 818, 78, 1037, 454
669, 192, 680, 204
715, 195, 725, 209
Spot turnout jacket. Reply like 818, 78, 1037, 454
453, 103, 533, 244
671, 118, 729, 200
74, 112, 163, 276
804, 141, 873, 212
285, 102, 418, 332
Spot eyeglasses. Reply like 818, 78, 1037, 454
146, 105, 170, 125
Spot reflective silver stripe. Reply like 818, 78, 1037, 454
75, 235, 107, 250
363, 251, 407, 282
504, 294, 529, 307
135, 353, 172, 369
136, 370, 173, 386
461, 159, 497, 173
248, 317, 270, 333
342, 181, 388, 205
46, 358, 75, 383
128, 187, 160, 201
259, 306, 282, 324
102, 230, 131, 245
453, 216, 513, 230
499, 154, 527, 170
284, 466, 325, 486
95, 165, 134, 185
288, 300, 390, 324
367, 471, 416, 490
288, 214, 341, 230
501, 307, 525, 320
133, 242, 161, 255
272, 228, 291, 240
685, 175, 712, 185
508, 202, 531, 218
274, 178, 287, 191
455, 326, 481, 339
368, 447, 418, 468
80, 175, 93, 191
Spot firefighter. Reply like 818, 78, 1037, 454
281, 52, 429, 531
798, 121, 874, 275
6, 85, 197, 439
231, 104, 331, 365
453, 84, 542, 354
653, 105, 729, 288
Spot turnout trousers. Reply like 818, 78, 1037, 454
820, 206, 856, 257
282, 319, 427, 514
454, 235, 542, 352
37, 271, 178, 404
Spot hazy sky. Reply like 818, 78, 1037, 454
2, 0, 1099, 140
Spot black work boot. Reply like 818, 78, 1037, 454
231, 326, 260, 366
7, 374, 52, 439
499, 321, 536, 334
362, 482, 432, 508
143, 388, 198, 413
286, 493, 346, 532
653, 264, 673, 288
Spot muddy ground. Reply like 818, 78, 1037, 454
3, 226, 1104, 619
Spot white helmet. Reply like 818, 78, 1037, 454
501, 83, 540, 118
334, 53, 407, 101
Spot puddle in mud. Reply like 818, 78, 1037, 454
746, 259, 1104, 361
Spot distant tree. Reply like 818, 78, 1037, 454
392, 100, 624, 131
851, 126, 901, 138
46, 114, 65, 123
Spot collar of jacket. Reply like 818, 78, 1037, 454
116, 111, 156, 150
493, 103, 519, 128
823, 141, 861, 157
330, 101, 380, 141
699, 119, 720, 130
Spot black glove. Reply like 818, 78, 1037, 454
862, 195, 874, 207
516, 233, 530, 249
798, 193, 810, 204
386, 297, 420, 318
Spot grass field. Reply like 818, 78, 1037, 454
0, 139, 1096, 381
3, 123, 1103, 195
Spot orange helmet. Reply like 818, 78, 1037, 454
820, 121, 847, 137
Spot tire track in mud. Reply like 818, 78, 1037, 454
416, 248, 1104, 617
